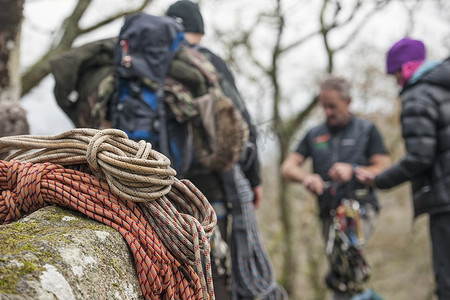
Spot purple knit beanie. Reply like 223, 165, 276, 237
386, 38, 426, 74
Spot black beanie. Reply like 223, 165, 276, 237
166, 1, 205, 34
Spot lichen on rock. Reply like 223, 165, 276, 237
0, 205, 143, 299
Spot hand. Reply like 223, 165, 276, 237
252, 185, 263, 209
328, 162, 354, 184
355, 168, 376, 187
303, 174, 326, 196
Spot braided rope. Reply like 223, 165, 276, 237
142, 180, 216, 299
1, 128, 175, 202
0, 129, 218, 299
230, 166, 286, 300
0, 160, 203, 298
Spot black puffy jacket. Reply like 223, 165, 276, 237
375, 57, 450, 217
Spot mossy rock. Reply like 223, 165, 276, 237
0, 205, 143, 299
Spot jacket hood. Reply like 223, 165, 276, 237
407, 58, 450, 91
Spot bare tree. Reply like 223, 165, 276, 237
0, 0, 24, 102
20, 0, 152, 97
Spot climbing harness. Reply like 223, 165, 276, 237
326, 198, 371, 295
0, 128, 217, 299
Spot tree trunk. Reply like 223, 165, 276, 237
0, 0, 24, 103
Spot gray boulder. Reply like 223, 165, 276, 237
0, 205, 144, 300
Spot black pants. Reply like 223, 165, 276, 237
430, 212, 450, 299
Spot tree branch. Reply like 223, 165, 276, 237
335, 0, 390, 52
79, 0, 152, 34
21, 0, 152, 97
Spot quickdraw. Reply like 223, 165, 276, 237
326, 198, 371, 295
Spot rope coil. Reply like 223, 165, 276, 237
142, 179, 216, 299
1, 128, 175, 202
0, 129, 218, 299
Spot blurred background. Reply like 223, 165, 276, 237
3, 0, 450, 299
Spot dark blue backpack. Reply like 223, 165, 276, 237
110, 13, 192, 175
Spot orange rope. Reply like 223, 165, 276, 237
0, 159, 206, 299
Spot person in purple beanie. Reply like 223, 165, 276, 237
357, 37, 450, 300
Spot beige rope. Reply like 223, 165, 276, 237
0, 128, 176, 202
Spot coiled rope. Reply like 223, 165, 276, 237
1, 128, 175, 202
228, 165, 287, 300
0, 128, 217, 299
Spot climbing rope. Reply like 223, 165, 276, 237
141, 179, 216, 299
0, 129, 217, 299
227, 165, 286, 300
1, 128, 175, 202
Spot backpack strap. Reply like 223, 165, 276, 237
166, 46, 249, 172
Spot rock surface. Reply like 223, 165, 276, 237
0, 205, 144, 299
